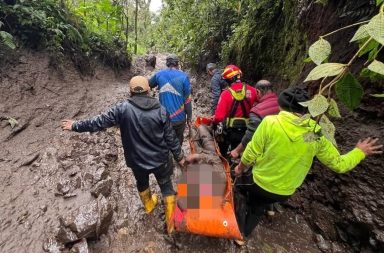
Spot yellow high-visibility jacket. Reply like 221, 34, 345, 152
241, 111, 365, 196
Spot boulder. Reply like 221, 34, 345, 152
58, 196, 113, 240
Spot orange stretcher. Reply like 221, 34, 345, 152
173, 116, 242, 240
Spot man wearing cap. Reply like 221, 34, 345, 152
61, 76, 185, 234
230, 80, 279, 158
206, 63, 227, 115
233, 86, 382, 246
149, 54, 192, 145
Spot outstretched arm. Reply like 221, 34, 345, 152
61, 105, 121, 132
316, 137, 382, 173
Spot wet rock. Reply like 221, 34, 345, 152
117, 227, 129, 237
17, 210, 29, 224
57, 226, 79, 244
315, 234, 331, 252
70, 238, 88, 253
67, 165, 80, 177
60, 160, 75, 171
72, 176, 82, 189
331, 242, 344, 253
59, 196, 113, 239
373, 229, 384, 244
42, 237, 65, 253
83, 172, 94, 183
116, 217, 129, 229
94, 166, 109, 182
91, 177, 113, 197
145, 54, 156, 68
56, 180, 71, 195
311, 202, 338, 240
40, 205, 48, 212
63, 192, 78, 199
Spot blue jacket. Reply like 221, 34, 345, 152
149, 68, 192, 123
72, 95, 184, 171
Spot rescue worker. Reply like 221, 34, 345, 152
230, 80, 279, 158
233, 86, 382, 246
206, 63, 227, 115
149, 54, 192, 145
61, 76, 185, 234
213, 64, 258, 157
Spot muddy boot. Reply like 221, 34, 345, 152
164, 195, 176, 234
139, 188, 158, 214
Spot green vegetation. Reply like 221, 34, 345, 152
298, 0, 384, 145
153, 0, 306, 82
0, 0, 162, 72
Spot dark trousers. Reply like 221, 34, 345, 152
171, 120, 186, 146
131, 154, 175, 197
234, 170, 290, 237
218, 128, 245, 157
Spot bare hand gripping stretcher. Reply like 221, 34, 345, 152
173, 117, 242, 239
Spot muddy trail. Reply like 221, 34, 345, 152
0, 52, 363, 253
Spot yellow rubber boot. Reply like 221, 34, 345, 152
139, 188, 158, 214
164, 195, 176, 234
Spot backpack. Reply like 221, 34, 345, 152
225, 84, 250, 129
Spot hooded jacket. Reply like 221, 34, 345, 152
241, 111, 365, 196
72, 95, 184, 171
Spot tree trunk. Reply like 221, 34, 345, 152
135, 0, 138, 54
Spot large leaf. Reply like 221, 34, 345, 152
366, 12, 384, 45
335, 73, 364, 110
303, 132, 320, 143
320, 115, 337, 146
0, 31, 16, 50
358, 38, 379, 57
327, 99, 341, 118
371, 93, 384, 98
304, 63, 346, 82
7, 117, 18, 129
377, 0, 384, 6
305, 94, 329, 117
368, 60, 384, 76
309, 38, 331, 65
350, 25, 369, 42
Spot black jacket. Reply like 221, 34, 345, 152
72, 95, 184, 170
211, 69, 227, 115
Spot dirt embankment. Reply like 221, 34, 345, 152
289, 1, 384, 252
0, 51, 326, 253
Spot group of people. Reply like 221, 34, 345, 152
61, 54, 382, 246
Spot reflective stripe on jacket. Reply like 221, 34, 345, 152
213, 81, 258, 124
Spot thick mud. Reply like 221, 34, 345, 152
0, 52, 324, 253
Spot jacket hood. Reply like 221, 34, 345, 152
277, 111, 321, 142
128, 95, 160, 110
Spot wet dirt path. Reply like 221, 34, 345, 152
1, 52, 321, 253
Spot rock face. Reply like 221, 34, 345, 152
58, 196, 113, 242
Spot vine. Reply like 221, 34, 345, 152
301, 0, 384, 144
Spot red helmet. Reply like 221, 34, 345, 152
222, 64, 242, 80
